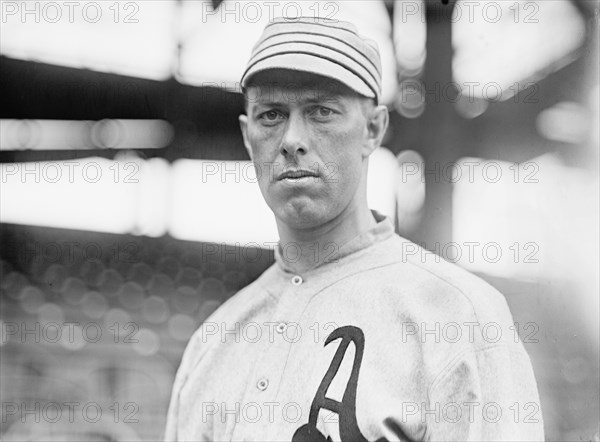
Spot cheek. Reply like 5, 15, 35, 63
321, 132, 364, 179
247, 132, 278, 191
248, 128, 281, 160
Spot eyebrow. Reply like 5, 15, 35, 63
251, 95, 343, 108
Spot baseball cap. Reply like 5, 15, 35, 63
240, 17, 382, 103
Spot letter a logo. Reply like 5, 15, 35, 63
292, 326, 388, 442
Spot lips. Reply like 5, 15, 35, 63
277, 169, 319, 181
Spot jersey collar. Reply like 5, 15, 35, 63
273, 210, 395, 275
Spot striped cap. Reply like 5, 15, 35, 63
241, 17, 382, 103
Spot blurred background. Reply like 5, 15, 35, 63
0, 0, 598, 440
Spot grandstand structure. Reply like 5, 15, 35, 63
1, 224, 273, 440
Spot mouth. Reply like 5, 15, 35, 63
277, 169, 320, 181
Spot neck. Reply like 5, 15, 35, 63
275, 202, 377, 274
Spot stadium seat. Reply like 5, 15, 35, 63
174, 267, 203, 289
198, 299, 222, 323
19, 285, 46, 315
180, 251, 204, 269
167, 314, 198, 342
80, 291, 108, 320
171, 286, 201, 314
146, 273, 175, 298
79, 260, 106, 288
42, 263, 69, 293
222, 270, 247, 292
126, 262, 154, 286
156, 256, 181, 280
1, 271, 29, 299
141, 296, 170, 324
97, 268, 125, 297
116, 281, 146, 311
197, 277, 226, 300
60, 276, 87, 306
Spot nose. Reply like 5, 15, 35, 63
279, 112, 308, 157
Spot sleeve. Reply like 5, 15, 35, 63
163, 325, 210, 442
424, 344, 544, 441
162, 291, 242, 441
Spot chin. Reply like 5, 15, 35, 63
275, 199, 332, 229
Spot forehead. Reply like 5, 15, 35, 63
244, 69, 359, 105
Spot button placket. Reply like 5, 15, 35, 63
256, 378, 269, 391
230, 273, 312, 440
238, 273, 308, 434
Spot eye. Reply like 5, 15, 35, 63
310, 106, 335, 120
259, 110, 284, 123
318, 107, 333, 117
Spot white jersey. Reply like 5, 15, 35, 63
165, 213, 544, 441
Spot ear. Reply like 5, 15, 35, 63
238, 114, 253, 161
363, 104, 389, 158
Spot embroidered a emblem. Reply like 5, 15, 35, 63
292, 326, 389, 442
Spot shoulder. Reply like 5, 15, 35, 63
373, 236, 538, 391
367, 234, 517, 345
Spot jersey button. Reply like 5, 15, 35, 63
256, 378, 269, 391
291, 275, 303, 285
276, 322, 287, 334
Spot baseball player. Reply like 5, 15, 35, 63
165, 17, 544, 441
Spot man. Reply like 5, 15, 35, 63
165, 17, 544, 441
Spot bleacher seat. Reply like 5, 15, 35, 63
79, 260, 106, 288
222, 270, 247, 292
174, 267, 203, 289
1, 271, 29, 299
167, 313, 198, 341
60, 276, 87, 305
202, 260, 225, 278
171, 286, 201, 314
156, 256, 181, 280
180, 251, 204, 269
97, 268, 124, 297
19, 285, 46, 315
80, 291, 109, 320
141, 296, 170, 324
198, 299, 222, 323
0, 224, 281, 441
126, 262, 154, 286
42, 263, 69, 293
197, 277, 226, 300
146, 273, 175, 298
0, 258, 14, 277
116, 281, 145, 311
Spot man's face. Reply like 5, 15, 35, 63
239, 70, 383, 230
